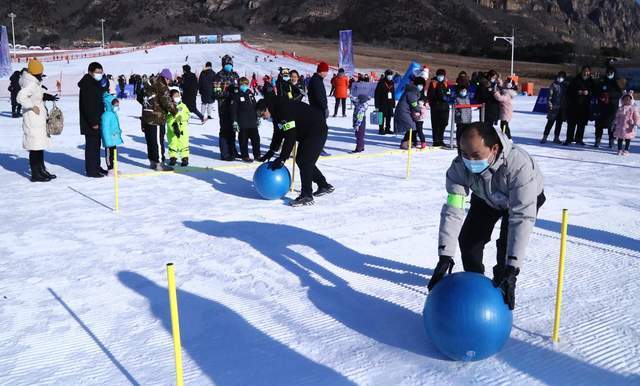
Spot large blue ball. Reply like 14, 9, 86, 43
253, 162, 291, 200
423, 272, 512, 361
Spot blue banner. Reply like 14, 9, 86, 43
350, 81, 377, 98
394, 62, 422, 100
533, 88, 550, 114
0, 26, 11, 78
339, 30, 354, 75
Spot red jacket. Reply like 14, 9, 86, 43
333, 75, 349, 99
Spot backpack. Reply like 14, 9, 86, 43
46, 101, 64, 136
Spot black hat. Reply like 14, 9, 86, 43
182, 64, 191, 72
413, 76, 426, 86
222, 55, 233, 67
436, 68, 446, 76
384, 69, 393, 76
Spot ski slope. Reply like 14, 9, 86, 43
0, 43, 639, 386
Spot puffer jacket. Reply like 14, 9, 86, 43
494, 89, 517, 122
333, 75, 349, 99
546, 80, 568, 121
17, 72, 49, 150
394, 83, 421, 134
100, 92, 124, 148
438, 126, 544, 268
141, 77, 177, 126
613, 103, 639, 140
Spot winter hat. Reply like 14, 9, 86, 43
413, 76, 426, 87
159, 68, 173, 81
27, 59, 44, 75
182, 64, 191, 72
384, 69, 393, 77
436, 68, 446, 76
338, 68, 345, 74
222, 54, 233, 67
317, 62, 329, 73
280, 67, 290, 76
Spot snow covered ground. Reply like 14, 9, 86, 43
1, 44, 639, 386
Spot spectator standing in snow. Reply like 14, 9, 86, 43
374, 69, 396, 135
180, 64, 206, 123
332, 68, 349, 117
198, 61, 216, 120
613, 92, 638, 155
541, 71, 568, 144
79, 62, 108, 177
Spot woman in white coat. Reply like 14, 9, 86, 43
17, 59, 59, 182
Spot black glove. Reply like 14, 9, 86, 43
172, 122, 181, 138
492, 264, 519, 310
427, 256, 455, 291
259, 150, 274, 162
43, 93, 59, 102
268, 158, 284, 170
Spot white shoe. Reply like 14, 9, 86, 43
623, 150, 630, 156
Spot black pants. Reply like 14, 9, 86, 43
184, 96, 204, 120
543, 118, 563, 139
11, 92, 21, 116
500, 120, 511, 139
334, 98, 346, 116
402, 122, 426, 144
239, 127, 261, 159
84, 135, 102, 175
105, 146, 116, 170
431, 109, 449, 145
219, 125, 239, 160
28, 150, 44, 170
595, 114, 615, 144
618, 139, 631, 151
565, 111, 589, 143
296, 131, 330, 197
143, 123, 166, 163
379, 108, 393, 132
459, 192, 546, 274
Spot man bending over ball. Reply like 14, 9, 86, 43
428, 122, 545, 309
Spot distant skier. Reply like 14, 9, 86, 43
256, 97, 334, 206
427, 122, 545, 310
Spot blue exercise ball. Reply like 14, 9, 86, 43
423, 272, 512, 361
253, 162, 291, 200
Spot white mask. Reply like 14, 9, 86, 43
93, 73, 103, 81
113, 106, 120, 112
386, 75, 393, 81
416, 84, 424, 92
173, 98, 182, 104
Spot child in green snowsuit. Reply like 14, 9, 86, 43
167, 89, 191, 166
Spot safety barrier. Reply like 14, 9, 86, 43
448, 103, 485, 148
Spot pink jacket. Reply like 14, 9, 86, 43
413, 100, 429, 122
493, 89, 516, 122
613, 104, 639, 140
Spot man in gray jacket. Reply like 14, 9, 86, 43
427, 122, 545, 309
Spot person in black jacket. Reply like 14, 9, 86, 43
180, 64, 205, 122
594, 66, 623, 148
427, 69, 451, 147
475, 70, 500, 126
9, 70, 24, 118
276, 67, 300, 101
374, 69, 396, 135
78, 62, 107, 178
213, 55, 241, 160
290, 70, 306, 102
230, 77, 261, 162
198, 62, 215, 120
307, 62, 329, 118
564, 66, 594, 146
256, 97, 334, 207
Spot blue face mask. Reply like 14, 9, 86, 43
463, 155, 493, 174
437, 75, 445, 82
223, 64, 233, 72
239, 84, 249, 93
282, 76, 290, 82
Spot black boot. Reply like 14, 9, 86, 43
609, 138, 614, 148
169, 157, 177, 166
180, 157, 189, 167
31, 165, 51, 182
40, 161, 57, 179
594, 138, 601, 148
379, 127, 385, 135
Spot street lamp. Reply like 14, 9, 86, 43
493, 28, 515, 77
8, 12, 16, 60
99, 18, 106, 49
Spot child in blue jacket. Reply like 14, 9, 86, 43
100, 92, 124, 174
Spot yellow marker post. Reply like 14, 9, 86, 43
290, 143, 298, 192
406, 129, 413, 179
114, 149, 119, 213
552, 209, 569, 343
166, 263, 184, 386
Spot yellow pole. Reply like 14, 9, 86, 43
406, 129, 413, 180
166, 263, 184, 386
552, 209, 569, 343
290, 143, 298, 192
114, 148, 119, 213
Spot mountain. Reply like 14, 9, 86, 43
1, 0, 639, 63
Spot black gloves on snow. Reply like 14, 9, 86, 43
493, 264, 520, 310
259, 150, 274, 162
43, 93, 59, 102
268, 158, 284, 170
427, 256, 455, 291
172, 122, 181, 138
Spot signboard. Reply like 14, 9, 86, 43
0, 26, 12, 77
350, 81, 377, 98
178, 36, 196, 44
199, 35, 218, 44
339, 30, 354, 75
533, 87, 550, 114
221, 34, 242, 42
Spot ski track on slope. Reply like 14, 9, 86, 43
1, 43, 640, 385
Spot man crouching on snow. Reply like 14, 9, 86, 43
427, 122, 545, 309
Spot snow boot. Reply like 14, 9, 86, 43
553, 137, 562, 144
290, 195, 315, 207
540, 135, 548, 144
169, 157, 177, 166
241, 156, 253, 163
40, 161, 56, 179
379, 127, 385, 135
181, 157, 189, 167
400, 141, 409, 150
313, 184, 335, 197
30, 166, 51, 182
